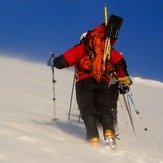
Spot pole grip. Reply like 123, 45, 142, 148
50, 51, 55, 58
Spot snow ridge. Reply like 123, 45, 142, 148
132, 77, 163, 88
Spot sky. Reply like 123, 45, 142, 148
0, 56, 163, 162
0, 0, 163, 82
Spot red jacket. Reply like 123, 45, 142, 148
54, 43, 128, 83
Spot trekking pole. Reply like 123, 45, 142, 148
78, 113, 82, 124
127, 92, 158, 151
122, 94, 136, 135
117, 80, 136, 134
118, 95, 128, 125
103, 5, 123, 70
127, 93, 133, 120
68, 73, 75, 121
48, 52, 58, 124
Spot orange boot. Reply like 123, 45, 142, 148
89, 137, 100, 146
104, 130, 117, 150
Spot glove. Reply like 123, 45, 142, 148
118, 77, 132, 94
47, 57, 55, 69
118, 77, 132, 87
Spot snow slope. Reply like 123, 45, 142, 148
0, 55, 163, 163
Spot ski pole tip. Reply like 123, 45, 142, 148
51, 118, 59, 125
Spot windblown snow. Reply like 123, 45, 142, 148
0, 55, 163, 163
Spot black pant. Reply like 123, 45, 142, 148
76, 77, 119, 139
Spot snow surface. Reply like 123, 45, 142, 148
0, 55, 163, 163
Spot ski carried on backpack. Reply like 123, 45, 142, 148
103, 6, 123, 69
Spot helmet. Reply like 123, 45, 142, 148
80, 32, 87, 42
